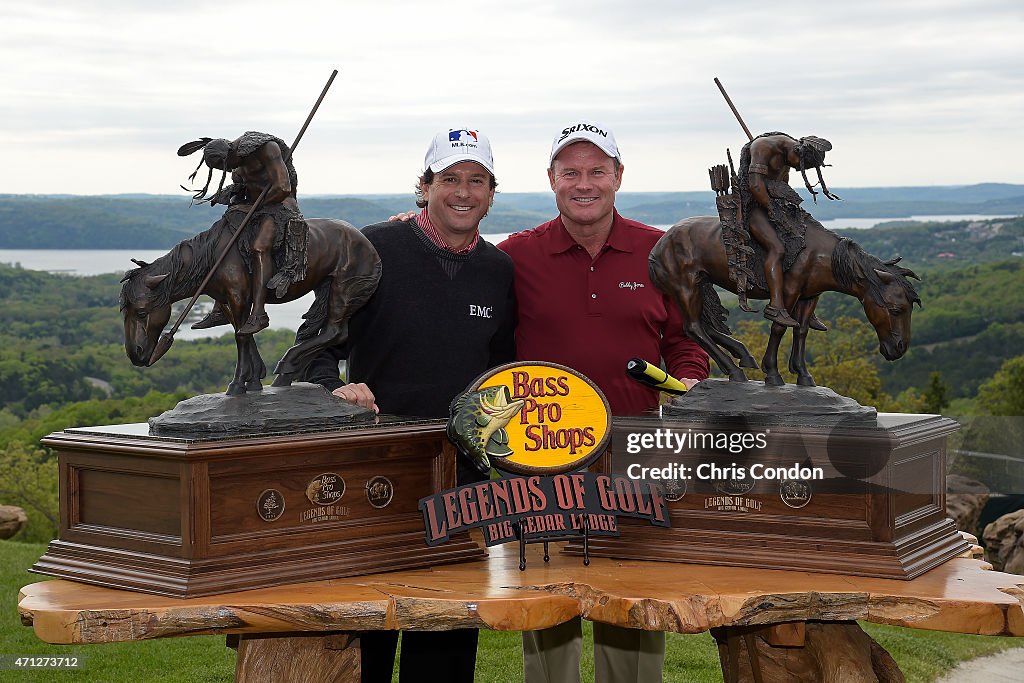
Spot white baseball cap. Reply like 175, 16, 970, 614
549, 121, 621, 165
424, 128, 495, 176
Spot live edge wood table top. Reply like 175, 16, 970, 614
18, 542, 1024, 645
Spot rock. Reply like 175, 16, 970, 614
149, 382, 375, 435
946, 475, 990, 535
0, 505, 28, 539
982, 509, 1024, 574
665, 378, 877, 426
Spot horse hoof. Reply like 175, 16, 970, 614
797, 376, 817, 387
763, 375, 785, 387
728, 372, 749, 382
739, 356, 759, 369
245, 380, 264, 391
271, 374, 294, 388
225, 382, 246, 396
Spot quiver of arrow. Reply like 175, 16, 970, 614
709, 163, 756, 312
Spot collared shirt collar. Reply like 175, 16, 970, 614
416, 208, 480, 254
548, 210, 634, 255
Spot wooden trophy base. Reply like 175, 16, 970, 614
567, 413, 968, 579
34, 419, 484, 597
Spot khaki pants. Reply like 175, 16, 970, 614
523, 617, 665, 683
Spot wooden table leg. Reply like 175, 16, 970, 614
231, 631, 360, 683
710, 621, 904, 683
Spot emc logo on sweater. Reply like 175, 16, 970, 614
469, 305, 493, 318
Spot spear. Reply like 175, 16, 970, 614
148, 69, 338, 365
714, 77, 754, 142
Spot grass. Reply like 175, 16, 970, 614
2, 541, 235, 682
862, 622, 1022, 682
4, 539, 1022, 682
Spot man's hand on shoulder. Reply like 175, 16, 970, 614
332, 383, 379, 413
388, 211, 416, 222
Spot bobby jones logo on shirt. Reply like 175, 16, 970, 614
619, 281, 645, 291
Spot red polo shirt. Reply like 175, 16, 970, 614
498, 212, 709, 416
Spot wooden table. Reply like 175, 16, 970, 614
19, 539, 1024, 682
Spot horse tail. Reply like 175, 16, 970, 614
647, 228, 687, 297
650, 224, 732, 337
699, 277, 732, 336
647, 245, 671, 295
295, 278, 332, 343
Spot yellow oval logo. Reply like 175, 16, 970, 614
454, 362, 611, 476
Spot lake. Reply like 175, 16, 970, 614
0, 214, 1010, 340
0, 233, 512, 340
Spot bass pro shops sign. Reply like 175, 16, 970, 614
420, 362, 669, 547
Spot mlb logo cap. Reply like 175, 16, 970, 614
425, 129, 495, 176
549, 121, 621, 165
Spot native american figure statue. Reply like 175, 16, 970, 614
177, 132, 310, 334
713, 132, 840, 330
652, 132, 920, 388
121, 129, 381, 397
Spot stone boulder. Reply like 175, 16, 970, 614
946, 474, 990, 535
0, 505, 28, 539
982, 509, 1024, 574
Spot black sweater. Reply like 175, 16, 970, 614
302, 220, 516, 420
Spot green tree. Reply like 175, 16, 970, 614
977, 355, 1024, 416
922, 372, 950, 414
0, 442, 59, 542
718, 317, 905, 410
803, 317, 889, 406
891, 387, 926, 414
0, 392, 184, 451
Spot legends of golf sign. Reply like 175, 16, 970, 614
422, 362, 669, 550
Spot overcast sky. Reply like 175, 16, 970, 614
3, 0, 1022, 196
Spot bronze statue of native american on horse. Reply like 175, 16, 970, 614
120, 133, 381, 395
649, 132, 921, 387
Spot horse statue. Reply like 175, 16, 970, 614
649, 216, 921, 387
120, 218, 381, 395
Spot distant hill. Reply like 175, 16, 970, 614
2, 183, 1023, 248
612, 183, 1024, 224
317, 183, 1024, 226
833, 215, 1024, 268
0, 195, 409, 249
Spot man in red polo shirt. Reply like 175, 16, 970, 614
498, 122, 710, 683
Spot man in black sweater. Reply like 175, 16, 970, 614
302, 128, 514, 683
